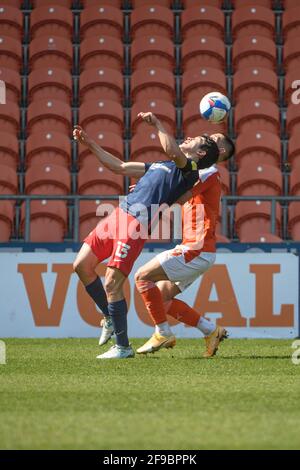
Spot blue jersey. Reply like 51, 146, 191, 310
120, 161, 199, 226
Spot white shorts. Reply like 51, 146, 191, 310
156, 245, 216, 292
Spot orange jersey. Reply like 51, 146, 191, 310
181, 165, 221, 263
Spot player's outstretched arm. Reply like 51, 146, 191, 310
73, 126, 146, 177
137, 112, 187, 169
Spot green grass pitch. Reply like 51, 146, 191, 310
0, 338, 299, 450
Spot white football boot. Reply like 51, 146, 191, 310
99, 316, 114, 346
96, 344, 135, 359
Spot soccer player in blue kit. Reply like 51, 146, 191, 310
73, 112, 223, 359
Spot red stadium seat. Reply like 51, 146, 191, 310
81, 0, 121, 7
79, 199, 119, 243
181, 5, 224, 40
80, 5, 123, 40
232, 6, 275, 40
21, 200, 68, 243
239, 233, 283, 243
288, 133, 300, 169
78, 131, 124, 162
79, 99, 124, 136
183, 100, 227, 137
26, 131, 71, 169
233, 36, 277, 72
290, 164, 300, 195
0, 35, 22, 72
237, 164, 282, 196
25, 164, 70, 195
283, 7, 300, 41
29, 36, 73, 71
0, 132, 19, 169
235, 100, 280, 134
131, 99, 176, 135
80, 67, 123, 104
0, 101, 19, 136
0, 201, 14, 242
78, 157, 124, 195
30, 6, 73, 40
235, 201, 282, 240
233, 67, 278, 104
285, 0, 300, 8
27, 99, 71, 135
131, 68, 175, 103
182, 36, 225, 71
0, 164, 18, 195
1, 0, 25, 6
131, 36, 174, 71
236, 131, 281, 168
131, 132, 167, 161
0, 6, 23, 40
0, 67, 21, 103
132, 0, 172, 6
182, 0, 223, 7
283, 37, 300, 74
232, 0, 273, 6
32, 0, 73, 6
289, 202, 300, 241
286, 103, 300, 137
80, 36, 123, 72
182, 67, 226, 104
131, 6, 173, 40
28, 68, 72, 104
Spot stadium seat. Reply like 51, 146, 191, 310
0, 67, 21, 103
239, 233, 283, 243
80, 5, 123, 40
0, 101, 19, 136
0, 35, 22, 72
283, 7, 300, 41
283, 37, 300, 74
232, 6, 275, 40
233, 67, 278, 104
32, 0, 73, 6
30, 6, 73, 40
288, 133, 300, 168
233, 36, 277, 72
0, 164, 18, 195
131, 132, 168, 161
237, 164, 282, 196
80, 36, 123, 72
28, 68, 72, 104
29, 36, 73, 71
234, 100, 280, 134
285, 0, 300, 8
182, 67, 226, 104
290, 163, 300, 195
131, 6, 173, 40
80, 67, 123, 104
131, 99, 176, 135
232, 0, 273, 6
78, 157, 124, 195
183, 100, 227, 137
131, 36, 174, 71
0, 6, 23, 40
78, 131, 124, 162
1, 0, 25, 6
0, 201, 14, 242
27, 99, 72, 135
131, 0, 172, 6
26, 131, 71, 169
0, 131, 19, 169
182, 0, 223, 7
286, 103, 300, 137
21, 200, 68, 243
182, 36, 225, 71
79, 199, 119, 243
81, 0, 122, 7
79, 99, 124, 136
181, 6, 224, 40
131, 68, 175, 104
289, 202, 300, 241
25, 164, 70, 195
236, 131, 281, 168
235, 201, 282, 240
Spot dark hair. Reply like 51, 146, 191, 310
197, 136, 220, 169
221, 135, 235, 161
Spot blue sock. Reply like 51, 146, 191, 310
108, 299, 129, 348
85, 277, 109, 317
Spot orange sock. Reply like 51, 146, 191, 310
136, 280, 167, 325
166, 299, 200, 327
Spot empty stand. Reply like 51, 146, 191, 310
233, 36, 277, 71
27, 99, 72, 135
234, 99, 280, 134
0, 5, 23, 41
30, 6, 73, 39
78, 157, 124, 196
236, 131, 281, 168
289, 202, 300, 241
28, 68, 72, 104
182, 36, 225, 71
78, 131, 124, 162
80, 5, 123, 40
0, 132, 19, 169
0, 67, 21, 103
232, 6, 275, 40
237, 164, 282, 196
182, 67, 226, 104
0, 101, 19, 136
131, 68, 175, 103
29, 36, 73, 71
0, 35, 22, 72
233, 67, 278, 104
286, 103, 300, 137
283, 37, 300, 74
131, 6, 173, 39
80, 35, 123, 71
26, 131, 71, 169
80, 67, 123, 104
25, 164, 70, 195
290, 163, 300, 195
181, 5, 224, 40
80, 99, 124, 136
235, 201, 282, 240
131, 36, 174, 71
288, 134, 300, 168
0, 164, 18, 195
21, 200, 68, 243
282, 6, 300, 42
131, 99, 176, 135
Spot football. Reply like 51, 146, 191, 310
199, 92, 231, 123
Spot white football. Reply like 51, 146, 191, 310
199, 92, 231, 123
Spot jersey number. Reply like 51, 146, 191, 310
115, 241, 131, 259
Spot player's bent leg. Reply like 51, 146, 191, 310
73, 243, 113, 346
